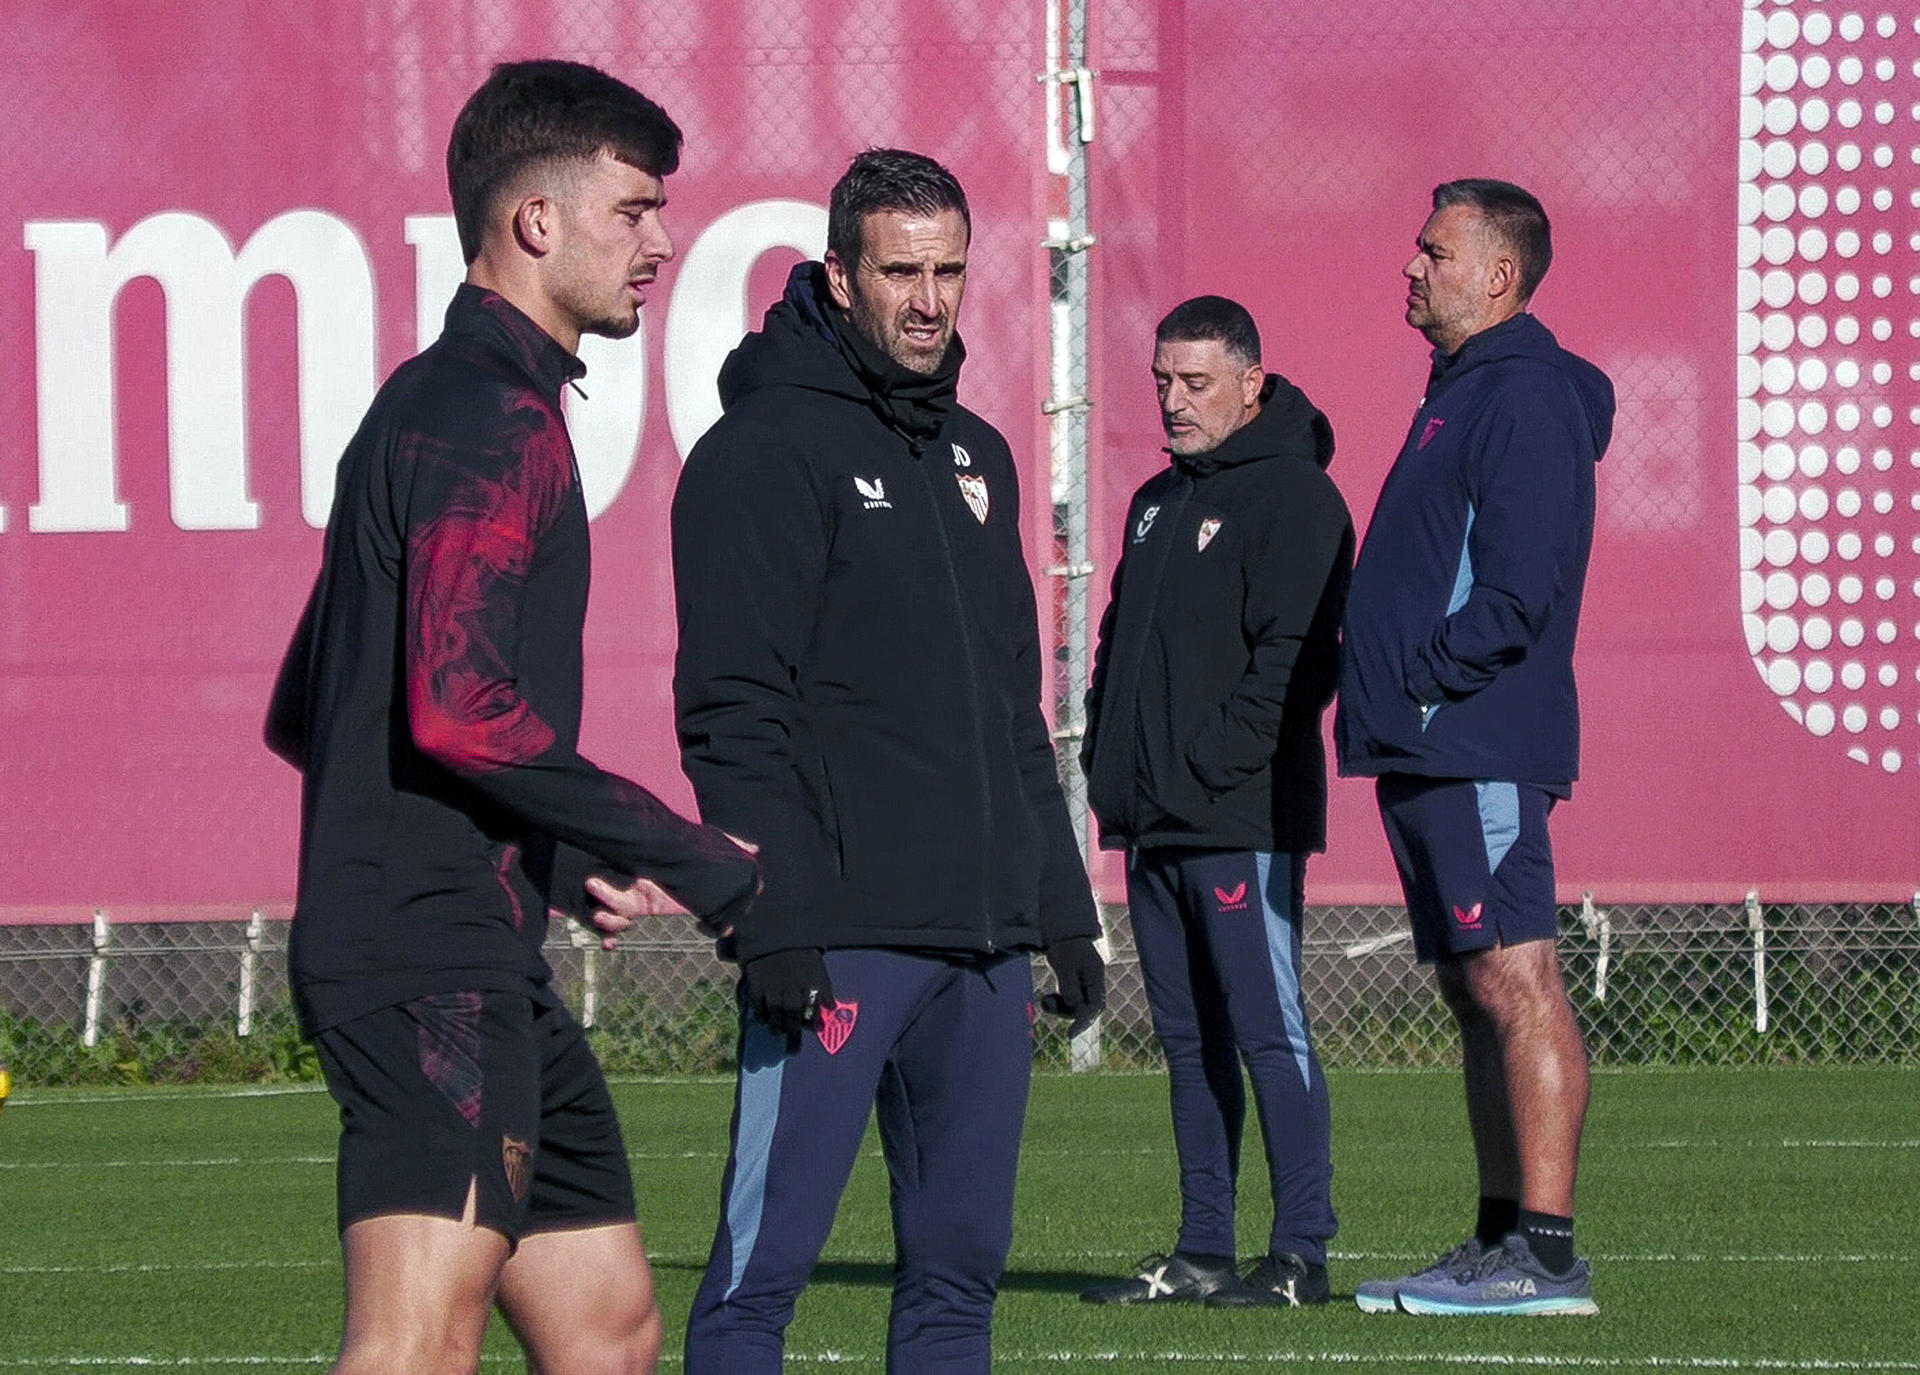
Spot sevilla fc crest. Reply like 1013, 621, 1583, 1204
1197, 517, 1222, 552
956, 474, 989, 524
816, 1001, 859, 1055
502, 1135, 533, 1203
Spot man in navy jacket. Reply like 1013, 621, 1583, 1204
672, 149, 1103, 1374
1337, 179, 1613, 1316
1081, 296, 1353, 1309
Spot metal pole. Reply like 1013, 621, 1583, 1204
83, 908, 111, 1048
1042, 0, 1103, 1071
237, 909, 265, 1037
1746, 889, 1769, 1035
1582, 892, 1611, 1003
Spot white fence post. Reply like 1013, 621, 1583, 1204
1582, 892, 1611, 1003
582, 942, 600, 1031
1746, 890, 1768, 1034
82, 908, 111, 1048
237, 909, 265, 1037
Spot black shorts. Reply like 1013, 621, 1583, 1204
313, 987, 635, 1243
1376, 775, 1559, 963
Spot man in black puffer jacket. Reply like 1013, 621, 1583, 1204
1080, 296, 1353, 1311
672, 149, 1103, 1375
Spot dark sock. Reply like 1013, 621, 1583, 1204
1173, 1249, 1234, 1271
1517, 1209, 1575, 1274
1475, 1196, 1520, 1247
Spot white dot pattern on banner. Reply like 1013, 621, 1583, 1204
1740, 1, 1920, 772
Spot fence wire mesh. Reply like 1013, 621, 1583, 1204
3, 900, 1915, 1089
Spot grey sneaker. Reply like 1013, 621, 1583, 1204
1079, 1251, 1238, 1304
1206, 1251, 1331, 1307
1354, 1238, 1485, 1314
1394, 1233, 1598, 1316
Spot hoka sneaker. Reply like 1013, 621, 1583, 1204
1079, 1251, 1238, 1304
1393, 1233, 1598, 1316
1206, 1251, 1331, 1308
1354, 1238, 1485, 1314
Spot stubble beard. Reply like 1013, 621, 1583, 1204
848, 289, 947, 376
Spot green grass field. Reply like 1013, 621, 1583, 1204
1, 1066, 1915, 1372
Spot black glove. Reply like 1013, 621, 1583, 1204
1040, 936, 1106, 1035
743, 948, 833, 1036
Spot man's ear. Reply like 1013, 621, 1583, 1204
512, 194, 557, 260
1239, 362, 1265, 409
1486, 250, 1518, 304
824, 249, 854, 311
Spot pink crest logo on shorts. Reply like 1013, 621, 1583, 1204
816, 1001, 859, 1055
1213, 882, 1248, 912
1453, 903, 1484, 930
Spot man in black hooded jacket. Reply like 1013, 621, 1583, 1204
671, 149, 1104, 1374
1080, 296, 1354, 1309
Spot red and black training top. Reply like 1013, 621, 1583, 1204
269, 285, 757, 1036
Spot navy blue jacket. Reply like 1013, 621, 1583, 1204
1083, 374, 1352, 854
1335, 312, 1613, 790
671, 265, 1099, 963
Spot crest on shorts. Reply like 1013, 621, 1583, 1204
502, 1134, 533, 1203
1453, 903, 1484, 931
1213, 882, 1248, 912
816, 1001, 859, 1055
956, 474, 989, 524
1197, 517, 1222, 552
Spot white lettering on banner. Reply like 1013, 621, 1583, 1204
665, 199, 827, 456
24, 212, 377, 532
10, 200, 827, 532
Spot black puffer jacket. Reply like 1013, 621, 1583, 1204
1083, 373, 1353, 854
671, 264, 1098, 962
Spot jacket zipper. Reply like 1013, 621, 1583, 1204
912, 452, 997, 953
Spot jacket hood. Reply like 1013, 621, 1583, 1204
717, 262, 869, 409
716, 262, 965, 451
1173, 371, 1336, 479
1428, 312, 1614, 461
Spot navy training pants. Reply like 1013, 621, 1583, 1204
1127, 847, 1337, 1263
685, 948, 1033, 1375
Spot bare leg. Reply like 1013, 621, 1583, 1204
332, 1186, 510, 1375
1453, 940, 1590, 1216
1435, 959, 1519, 1203
497, 1220, 662, 1375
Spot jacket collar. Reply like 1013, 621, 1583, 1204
442, 284, 586, 404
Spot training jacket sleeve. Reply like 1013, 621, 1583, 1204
671, 420, 835, 959
1000, 456, 1102, 945
1186, 478, 1353, 795
402, 413, 758, 930
264, 580, 318, 771
1404, 381, 1587, 706
1079, 554, 1125, 777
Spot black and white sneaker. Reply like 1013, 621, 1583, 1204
1079, 1251, 1239, 1304
1206, 1251, 1332, 1308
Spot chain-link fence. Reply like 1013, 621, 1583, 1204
4, 897, 1915, 1089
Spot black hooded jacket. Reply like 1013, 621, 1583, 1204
670, 264, 1099, 962
1083, 373, 1354, 853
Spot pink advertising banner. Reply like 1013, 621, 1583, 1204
0, 1, 1911, 921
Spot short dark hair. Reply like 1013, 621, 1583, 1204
1155, 295, 1261, 368
1432, 178, 1553, 301
826, 148, 971, 272
447, 60, 684, 264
